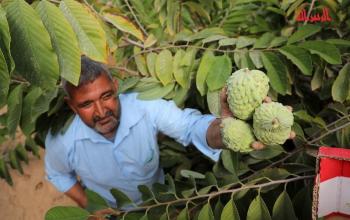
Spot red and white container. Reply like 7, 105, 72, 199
313, 146, 350, 219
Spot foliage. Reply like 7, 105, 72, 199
0, 0, 349, 219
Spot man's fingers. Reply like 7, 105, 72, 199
289, 131, 296, 139
263, 96, 272, 103
251, 141, 265, 150
286, 105, 293, 112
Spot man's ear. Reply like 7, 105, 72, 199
65, 96, 77, 114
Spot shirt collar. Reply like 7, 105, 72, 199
74, 93, 145, 145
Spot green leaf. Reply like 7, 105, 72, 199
183, 2, 211, 23
269, 36, 287, 48
60, 0, 107, 62
272, 191, 297, 220
9, 148, 23, 174
332, 63, 350, 103
20, 87, 43, 135
0, 5, 14, 73
177, 207, 189, 220
15, 144, 28, 164
206, 55, 232, 91
119, 77, 139, 93
137, 82, 175, 100
207, 90, 221, 117
166, 0, 179, 35
180, 170, 205, 179
0, 157, 13, 185
311, 66, 324, 91
220, 198, 240, 220
261, 52, 288, 95
254, 33, 274, 49
326, 39, 350, 47
221, 150, 239, 175
299, 41, 341, 65
173, 85, 189, 107
202, 35, 227, 44
196, 50, 214, 96
173, 49, 187, 88
278, 45, 312, 76
110, 188, 135, 209
156, 49, 173, 85
198, 203, 214, 220
104, 13, 144, 42
45, 206, 90, 220
246, 195, 272, 220
218, 38, 237, 47
144, 34, 157, 48
6, 84, 24, 136
292, 187, 312, 220
287, 24, 321, 45
4, 0, 59, 88
249, 145, 285, 160
146, 52, 158, 78
236, 50, 255, 69
0, 49, 9, 108
36, 0, 81, 86
189, 28, 226, 41
25, 137, 40, 159
249, 51, 263, 69
133, 47, 149, 76
214, 199, 224, 220
236, 36, 256, 49
85, 189, 108, 213
138, 185, 157, 202
21, 87, 58, 135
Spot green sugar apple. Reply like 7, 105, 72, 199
253, 102, 294, 145
226, 68, 269, 120
221, 117, 256, 152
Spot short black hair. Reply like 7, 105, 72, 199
62, 55, 112, 96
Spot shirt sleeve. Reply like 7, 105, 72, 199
45, 131, 77, 192
140, 98, 222, 161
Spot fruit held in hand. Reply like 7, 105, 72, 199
221, 117, 256, 152
253, 102, 294, 145
226, 68, 269, 120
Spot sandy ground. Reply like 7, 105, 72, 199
0, 149, 76, 220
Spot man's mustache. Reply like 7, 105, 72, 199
93, 110, 114, 123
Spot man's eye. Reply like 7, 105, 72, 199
102, 93, 113, 100
80, 102, 92, 108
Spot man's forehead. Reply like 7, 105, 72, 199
67, 74, 115, 100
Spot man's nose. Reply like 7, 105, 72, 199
94, 101, 106, 117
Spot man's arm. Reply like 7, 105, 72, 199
65, 182, 88, 208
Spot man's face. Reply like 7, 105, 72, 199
66, 74, 121, 139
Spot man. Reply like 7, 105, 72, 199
45, 56, 232, 208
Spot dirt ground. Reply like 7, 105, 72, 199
0, 149, 76, 220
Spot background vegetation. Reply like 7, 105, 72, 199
0, 0, 349, 219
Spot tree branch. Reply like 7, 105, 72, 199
308, 120, 350, 145
304, 0, 316, 25
109, 175, 314, 217
123, 0, 148, 37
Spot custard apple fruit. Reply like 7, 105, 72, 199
226, 68, 270, 120
221, 117, 256, 152
253, 102, 294, 145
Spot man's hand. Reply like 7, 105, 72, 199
65, 182, 88, 208
220, 86, 234, 119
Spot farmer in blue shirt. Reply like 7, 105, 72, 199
45, 56, 232, 208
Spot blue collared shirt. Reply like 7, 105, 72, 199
45, 93, 221, 205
